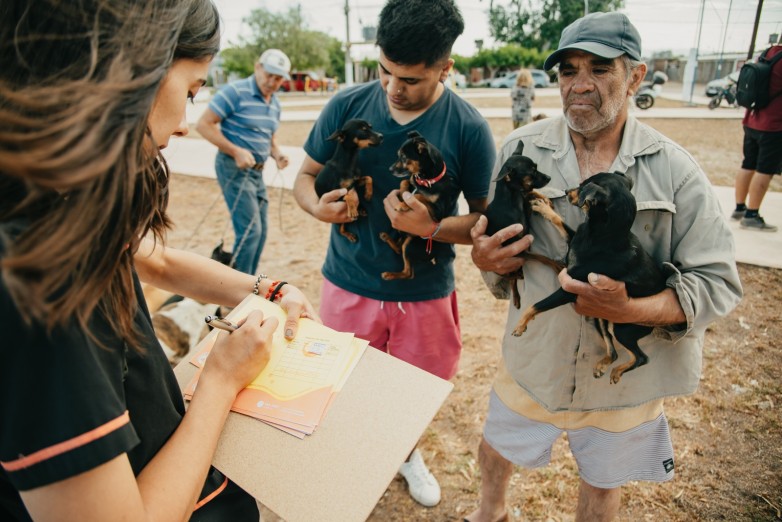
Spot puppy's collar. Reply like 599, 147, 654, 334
413, 163, 446, 188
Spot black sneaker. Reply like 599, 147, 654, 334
739, 215, 778, 232
730, 209, 745, 220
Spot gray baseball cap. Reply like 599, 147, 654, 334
543, 12, 642, 71
259, 49, 291, 80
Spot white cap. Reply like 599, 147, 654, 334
258, 49, 291, 80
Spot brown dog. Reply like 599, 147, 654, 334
379, 131, 459, 280
314, 119, 383, 242
152, 298, 215, 366
512, 172, 666, 384
484, 140, 571, 308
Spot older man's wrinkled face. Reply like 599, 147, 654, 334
557, 50, 641, 135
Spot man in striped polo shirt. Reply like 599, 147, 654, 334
197, 49, 291, 274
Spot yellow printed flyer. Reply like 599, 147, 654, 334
184, 294, 366, 437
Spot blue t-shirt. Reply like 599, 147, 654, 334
304, 81, 496, 301
208, 76, 281, 164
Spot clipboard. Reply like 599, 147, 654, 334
174, 327, 453, 522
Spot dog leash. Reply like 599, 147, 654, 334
223, 167, 260, 269
176, 155, 254, 265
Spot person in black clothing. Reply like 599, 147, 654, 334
732, 44, 782, 232
0, 1, 316, 520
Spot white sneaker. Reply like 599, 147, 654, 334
398, 449, 441, 507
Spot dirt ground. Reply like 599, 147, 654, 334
165, 98, 781, 521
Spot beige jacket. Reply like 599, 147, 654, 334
484, 116, 743, 412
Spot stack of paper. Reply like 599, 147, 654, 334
183, 294, 368, 438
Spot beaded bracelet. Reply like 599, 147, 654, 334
268, 281, 288, 302
252, 273, 268, 296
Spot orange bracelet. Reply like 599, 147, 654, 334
268, 281, 288, 302
265, 280, 280, 300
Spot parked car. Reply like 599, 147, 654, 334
531, 69, 551, 88
489, 69, 551, 88
705, 70, 739, 97
281, 71, 322, 92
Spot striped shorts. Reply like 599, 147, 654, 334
483, 391, 676, 488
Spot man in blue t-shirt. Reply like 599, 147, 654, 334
293, 0, 495, 508
197, 49, 291, 274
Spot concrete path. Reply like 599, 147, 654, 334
166, 91, 779, 270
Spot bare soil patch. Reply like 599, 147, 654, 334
169, 112, 781, 521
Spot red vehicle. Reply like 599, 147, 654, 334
281, 71, 322, 92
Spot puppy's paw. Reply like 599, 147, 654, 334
593, 356, 614, 379
530, 197, 552, 210
610, 368, 624, 384
513, 309, 535, 336
511, 323, 527, 336
339, 225, 357, 243
531, 198, 555, 218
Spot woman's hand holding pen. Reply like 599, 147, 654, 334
200, 310, 277, 396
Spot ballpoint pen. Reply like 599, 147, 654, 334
204, 315, 238, 333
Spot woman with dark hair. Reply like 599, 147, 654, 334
0, 1, 316, 520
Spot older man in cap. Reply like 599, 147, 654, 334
466, 12, 741, 521
197, 49, 292, 274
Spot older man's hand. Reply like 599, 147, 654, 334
470, 215, 530, 274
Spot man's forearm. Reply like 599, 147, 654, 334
435, 212, 482, 245
628, 288, 686, 327
293, 172, 318, 216
196, 120, 239, 157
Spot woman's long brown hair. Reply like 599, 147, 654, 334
0, 0, 220, 348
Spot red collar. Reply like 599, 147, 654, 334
413, 163, 446, 188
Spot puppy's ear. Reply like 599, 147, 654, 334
416, 140, 430, 157
493, 165, 510, 182
512, 140, 525, 156
407, 130, 423, 139
327, 130, 344, 142
577, 184, 607, 209
613, 171, 633, 191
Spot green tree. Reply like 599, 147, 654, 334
325, 38, 346, 82
457, 46, 549, 81
488, 0, 624, 52
220, 6, 342, 77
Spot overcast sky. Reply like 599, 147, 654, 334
212, 0, 782, 59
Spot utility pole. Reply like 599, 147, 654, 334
685, 0, 707, 105
716, 0, 734, 78
344, 0, 354, 86
747, 0, 764, 60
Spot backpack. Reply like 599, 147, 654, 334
736, 47, 782, 110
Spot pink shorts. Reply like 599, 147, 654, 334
320, 279, 462, 380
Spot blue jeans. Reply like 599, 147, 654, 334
215, 152, 268, 275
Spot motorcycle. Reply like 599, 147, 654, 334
634, 71, 668, 110
708, 81, 738, 110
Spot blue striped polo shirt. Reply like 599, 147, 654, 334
208, 76, 281, 164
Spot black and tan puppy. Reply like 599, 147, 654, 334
512, 172, 666, 384
315, 119, 383, 242
379, 130, 459, 280
484, 140, 571, 308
